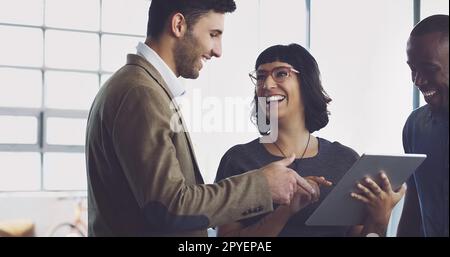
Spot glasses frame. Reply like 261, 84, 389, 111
249, 66, 300, 87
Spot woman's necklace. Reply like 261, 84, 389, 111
273, 133, 311, 168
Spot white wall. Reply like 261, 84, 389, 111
310, 0, 414, 155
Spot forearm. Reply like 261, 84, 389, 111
222, 206, 292, 237
140, 172, 274, 232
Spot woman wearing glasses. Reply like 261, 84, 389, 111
214, 44, 406, 237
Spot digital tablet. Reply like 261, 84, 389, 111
305, 153, 426, 226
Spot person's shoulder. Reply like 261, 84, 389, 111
403, 105, 433, 138
219, 138, 261, 169
412, 104, 430, 115
405, 105, 431, 124
106, 56, 165, 92
216, 139, 261, 181
102, 70, 158, 101
222, 138, 260, 160
321, 138, 360, 160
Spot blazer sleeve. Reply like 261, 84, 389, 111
111, 85, 273, 233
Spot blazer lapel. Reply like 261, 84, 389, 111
125, 54, 204, 183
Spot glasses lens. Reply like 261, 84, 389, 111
251, 67, 296, 87
256, 71, 268, 87
272, 67, 290, 83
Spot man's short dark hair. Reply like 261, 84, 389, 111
147, 0, 236, 39
411, 14, 449, 41
251, 44, 332, 134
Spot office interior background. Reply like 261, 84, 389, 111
0, 0, 448, 237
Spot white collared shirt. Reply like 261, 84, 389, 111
136, 42, 186, 98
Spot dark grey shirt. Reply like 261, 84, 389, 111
403, 105, 449, 237
215, 137, 359, 237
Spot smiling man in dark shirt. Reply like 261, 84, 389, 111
398, 14, 449, 237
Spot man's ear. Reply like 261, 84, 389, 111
171, 13, 187, 38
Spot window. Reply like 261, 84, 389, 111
0, 68, 42, 108
0, 152, 41, 191
0, 116, 38, 144
0, 25, 43, 67
0, 0, 148, 192
45, 30, 100, 71
45, 71, 99, 110
0, 0, 44, 26
45, 0, 100, 31
101, 35, 144, 72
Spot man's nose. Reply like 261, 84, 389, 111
413, 72, 428, 87
212, 41, 222, 58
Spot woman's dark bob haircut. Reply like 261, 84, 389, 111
251, 43, 332, 134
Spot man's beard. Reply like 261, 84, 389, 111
173, 31, 202, 79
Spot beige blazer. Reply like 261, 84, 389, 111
86, 54, 273, 236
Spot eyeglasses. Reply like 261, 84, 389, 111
249, 66, 299, 87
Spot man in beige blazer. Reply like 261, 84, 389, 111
86, 0, 315, 236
